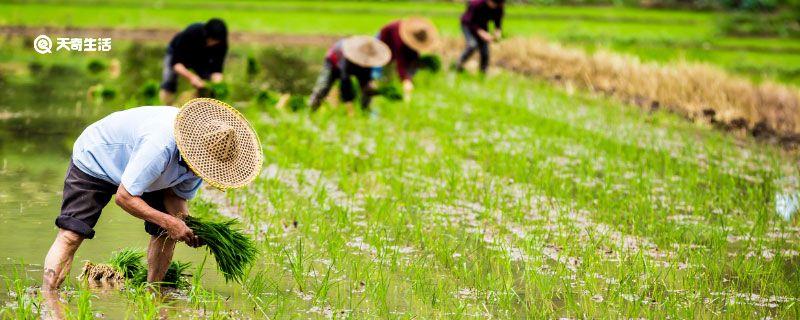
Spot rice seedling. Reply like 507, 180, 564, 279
1, 265, 40, 319
443, 36, 800, 146
79, 249, 191, 288
374, 83, 403, 101
185, 216, 258, 283
107, 248, 146, 279
418, 54, 442, 73
65, 286, 94, 320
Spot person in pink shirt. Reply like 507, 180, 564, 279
375, 17, 439, 102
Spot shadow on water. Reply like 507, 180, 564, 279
0, 37, 325, 316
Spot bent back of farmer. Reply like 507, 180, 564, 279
308, 36, 391, 115
160, 19, 229, 105
456, 0, 504, 74
42, 99, 263, 307
375, 17, 438, 102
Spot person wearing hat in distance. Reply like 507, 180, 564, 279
160, 18, 229, 105
455, 0, 505, 74
374, 17, 439, 102
41, 99, 262, 297
309, 36, 392, 115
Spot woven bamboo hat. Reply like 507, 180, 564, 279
342, 35, 392, 68
174, 98, 263, 190
399, 17, 439, 53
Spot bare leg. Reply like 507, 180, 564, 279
42, 229, 84, 291
147, 234, 176, 283
42, 229, 83, 320
42, 290, 65, 320
159, 89, 175, 106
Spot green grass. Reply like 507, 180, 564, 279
2, 0, 800, 84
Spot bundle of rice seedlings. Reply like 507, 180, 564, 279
375, 84, 403, 101
107, 248, 146, 279
79, 261, 123, 283
185, 216, 257, 283
130, 260, 192, 288
418, 54, 441, 72
82, 248, 192, 288
197, 82, 230, 100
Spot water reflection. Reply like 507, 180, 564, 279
775, 192, 799, 221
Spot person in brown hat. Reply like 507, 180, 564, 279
375, 17, 439, 102
309, 36, 391, 115
41, 99, 262, 298
456, 0, 505, 74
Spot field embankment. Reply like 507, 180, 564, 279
439, 37, 800, 148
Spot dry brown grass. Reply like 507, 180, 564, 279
438, 37, 800, 145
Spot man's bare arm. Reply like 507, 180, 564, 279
114, 185, 200, 246
173, 63, 206, 88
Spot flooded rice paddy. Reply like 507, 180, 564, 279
1, 35, 799, 318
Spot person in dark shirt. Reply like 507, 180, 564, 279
456, 0, 504, 74
159, 18, 229, 105
309, 36, 391, 115
375, 17, 438, 102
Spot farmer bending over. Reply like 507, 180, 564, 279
42, 99, 262, 296
456, 0, 505, 74
160, 18, 229, 105
375, 17, 439, 102
309, 36, 391, 115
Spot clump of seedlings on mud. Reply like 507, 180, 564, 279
185, 216, 258, 283
80, 248, 191, 288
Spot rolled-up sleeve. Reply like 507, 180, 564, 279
120, 143, 170, 196
172, 177, 202, 200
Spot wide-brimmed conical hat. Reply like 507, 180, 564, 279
174, 98, 263, 190
399, 17, 439, 53
342, 35, 392, 68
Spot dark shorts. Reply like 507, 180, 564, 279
160, 53, 179, 93
57, 162, 168, 239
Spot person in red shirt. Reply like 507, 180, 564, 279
456, 0, 504, 74
375, 17, 439, 102
309, 36, 391, 115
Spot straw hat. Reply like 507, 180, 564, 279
174, 98, 263, 190
342, 35, 392, 68
399, 17, 439, 53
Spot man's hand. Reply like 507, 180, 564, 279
165, 216, 202, 247
477, 29, 494, 42
402, 79, 414, 103
115, 185, 202, 247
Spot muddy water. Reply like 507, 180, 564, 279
0, 39, 271, 317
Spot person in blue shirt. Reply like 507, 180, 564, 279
41, 99, 263, 295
